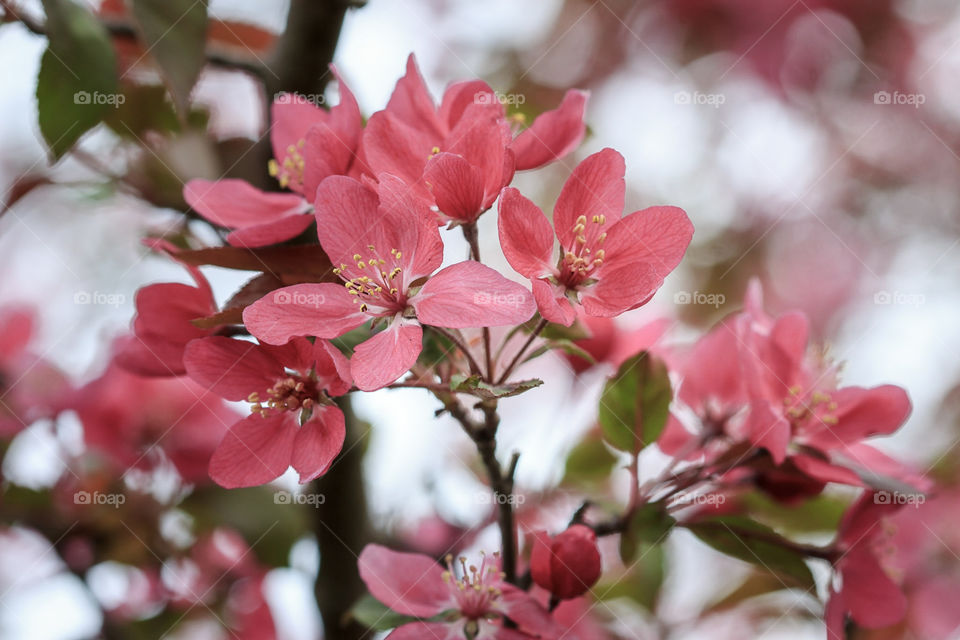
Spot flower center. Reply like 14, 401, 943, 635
268, 139, 306, 191
441, 552, 504, 621
333, 245, 407, 314
784, 386, 838, 432
248, 372, 319, 416
559, 214, 607, 288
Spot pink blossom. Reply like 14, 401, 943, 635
116, 239, 219, 377
361, 54, 587, 223
0, 306, 69, 436
183, 335, 351, 488
825, 492, 907, 637
498, 148, 693, 326
530, 525, 602, 600
184, 68, 362, 247
358, 544, 559, 639
660, 280, 922, 496
71, 354, 238, 484
243, 174, 535, 391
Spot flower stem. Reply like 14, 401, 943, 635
496, 318, 548, 384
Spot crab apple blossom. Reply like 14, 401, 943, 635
367, 54, 587, 172
243, 174, 535, 391
498, 148, 693, 326
183, 336, 351, 488
659, 280, 922, 496
825, 492, 907, 637
0, 306, 69, 436
116, 239, 219, 377
70, 354, 237, 484
530, 525, 602, 600
358, 544, 559, 639
184, 67, 363, 247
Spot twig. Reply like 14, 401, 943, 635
496, 318, 548, 384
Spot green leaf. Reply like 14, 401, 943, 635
449, 375, 543, 399
686, 516, 816, 590
600, 540, 666, 611
37, 0, 118, 159
129, 0, 209, 116
619, 503, 675, 564
563, 435, 618, 485
348, 594, 418, 632
743, 491, 847, 534
103, 84, 180, 138
598, 351, 672, 453
523, 339, 595, 366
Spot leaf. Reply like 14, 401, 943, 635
449, 375, 543, 399
37, 0, 118, 159
619, 503, 675, 564
686, 516, 816, 590
174, 244, 334, 279
348, 594, 417, 632
522, 339, 595, 365
705, 571, 792, 614
563, 435, 618, 485
103, 84, 180, 138
598, 351, 672, 453
743, 491, 847, 534
600, 540, 666, 611
129, 0, 208, 116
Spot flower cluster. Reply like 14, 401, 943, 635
99, 55, 927, 639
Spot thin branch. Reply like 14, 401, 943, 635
496, 318, 548, 384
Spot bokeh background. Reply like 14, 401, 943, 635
2, 0, 959, 638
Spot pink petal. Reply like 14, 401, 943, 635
115, 335, 188, 377
791, 453, 863, 486
423, 152, 485, 223
841, 544, 908, 629
209, 412, 297, 488
804, 385, 911, 450
302, 121, 358, 198
362, 111, 433, 186
657, 414, 698, 458
315, 175, 442, 285
528, 530, 553, 590
134, 282, 214, 339
678, 320, 745, 410
444, 105, 513, 205
375, 174, 445, 280
580, 262, 661, 317
0, 307, 33, 362
497, 187, 555, 279
351, 320, 423, 391
291, 406, 345, 483
314, 340, 353, 396
384, 54, 444, 140
225, 214, 314, 248
497, 584, 559, 636
183, 337, 283, 401
509, 89, 588, 171
242, 284, 367, 344
531, 278, 576, 326
357, 544, 453, 617
600, 205, 694, 281
184, 179, 306, 229
745, 401, 791, 464
271, 97, 327, 183
412, 262, 535, 328
438, 79, 501, 130
553, 148, 626, 250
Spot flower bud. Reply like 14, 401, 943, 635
530, 524, 601, 600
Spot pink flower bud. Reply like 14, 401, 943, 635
530, 524, 602, 600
